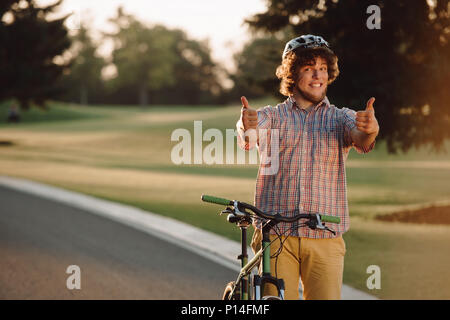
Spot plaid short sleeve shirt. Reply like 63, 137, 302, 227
237, 96, 375, 239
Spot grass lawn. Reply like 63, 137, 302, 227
1, 99, 449, 299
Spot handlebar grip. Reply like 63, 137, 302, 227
201, 194, 233, 206
321, 215, 341, 224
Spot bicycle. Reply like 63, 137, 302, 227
201, 194, 341, 300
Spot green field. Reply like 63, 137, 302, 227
1, 99, 450, 299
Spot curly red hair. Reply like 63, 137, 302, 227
276, 47, 339, 97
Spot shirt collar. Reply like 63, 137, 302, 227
288, 95, 330, 111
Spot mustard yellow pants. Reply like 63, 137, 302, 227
251, 228, 346, 300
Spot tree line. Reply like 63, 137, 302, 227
62, 7, 228, 106
0, 1, 248, 108
1, 0, 449, 153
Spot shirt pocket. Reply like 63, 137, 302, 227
312, 121, 339, 168
277, 119, 298, 154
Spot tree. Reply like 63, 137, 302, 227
0, 0, 71, 109
61, 24, 106, 105
161, 29, 224, 105
245, 0, 450, 153
106, 8, 178, 106
106, 7, 224, 106
230, 35, 286, 101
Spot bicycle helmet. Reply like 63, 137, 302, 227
282, 35, 330, 59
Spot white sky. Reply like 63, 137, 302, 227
37, 0, 267, 72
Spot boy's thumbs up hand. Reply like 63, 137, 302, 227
240, 96, 258, 131
355, 97, 379, 135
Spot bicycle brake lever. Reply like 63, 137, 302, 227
314, 214, 336, 235
324, 226, 336, 235
220, 207, 234, 215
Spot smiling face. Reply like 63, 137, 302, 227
294, 57, 329, 105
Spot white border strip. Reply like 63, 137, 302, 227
0, 175, 377, 300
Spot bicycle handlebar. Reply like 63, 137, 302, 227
201, 194, 341, 224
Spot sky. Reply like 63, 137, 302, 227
37, 0, 268, 72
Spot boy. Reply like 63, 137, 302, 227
236, 35, 379, 299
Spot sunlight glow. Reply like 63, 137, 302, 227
36, 0, 266, 72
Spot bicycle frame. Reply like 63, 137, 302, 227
229, 219, 285, 300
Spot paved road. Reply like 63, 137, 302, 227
0, 186, 236, 299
